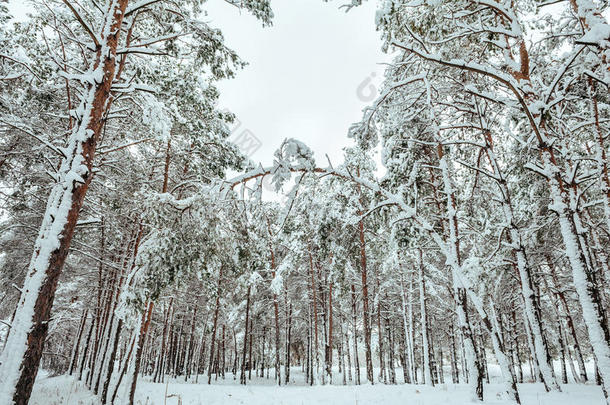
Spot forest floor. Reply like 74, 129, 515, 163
30, 365, 607, 405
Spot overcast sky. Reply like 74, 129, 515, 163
199, 0, 388, 167
8, 0, 389, 169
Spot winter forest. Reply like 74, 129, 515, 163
0, 0, 609, 404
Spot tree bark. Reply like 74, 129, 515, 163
308, 248, 320, 383
357, 196, 374, 384
128, 301, 154, 405
350, 284, 361, 385
69, 308, 88, 376
208, 266, 224, 384
240, 285, 251, 385
0, 2, 130, 403
419, 250, 433, 387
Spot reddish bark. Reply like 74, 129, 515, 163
208, 266, 224, 384
129, 301, 154, 405
7, 2, 129, 403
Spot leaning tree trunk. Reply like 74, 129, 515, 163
69, 308, 88, 376
128, 301, 154, 405
0, 2, 129, 403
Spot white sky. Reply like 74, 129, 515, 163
7, 0, 389, 168
204, 0, 388, 167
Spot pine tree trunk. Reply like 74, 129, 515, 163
306, 303, 312, 385
240, 285, 251, 385
128, 301, 154, 405
345, 325, 353, 383
377, 276, 386, 384
558, 317, 568, 384
208, 266, 224, 383
386, 316, 396, 384
308, 248, 320, 383
511, 310, 524, 384
78, 312, 96, 381
419, 250, 433, 387
549, 264, 588, 382
350, 284, 361, 385
154, 298, 173, 383
69, 308, 88, 376
285, 302, 292, 384
222, 325, 226, 379
357, 208, 374, 385
110, 334, 135, 405
436, 146, 484, 401
0, 3, 130, 403
185, 306, 197, 382
260, 326, 266, 378
399, 273, 414, 384
326, 281, 333, 384
248, 318, 253, 381
100, 318, 123, 404
450, 322, 459, 384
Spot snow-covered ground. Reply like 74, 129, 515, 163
30, 366, 607, 405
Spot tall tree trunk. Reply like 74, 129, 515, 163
357, 184, 374, 384
326, 281, 333, 384
69, 308, 88, 375
128, 301, 154, 405
248, 318, 253, 381
308, 248, 320, 383
436, 145, 484, 401
345, 322, 353, 383
185, 306, 197, 382
285, 301, 292, 384
110, 334, 136, 405
419, 250, 433, 387
549, 258, 588, 382
260, 326, 266, 378
78, 312, 96, 381
399, 272, 414, 384
240, 285, 251, 385
350, 284, 361, 385
376, 276, 386, 384
268, 230, 282, 386
100, 317, 123, 404
208, 266, 224, 384
154, 298, 173, 383
0, 3, 130, 403
450, 321, 459, 384
386, 315, 396, 384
